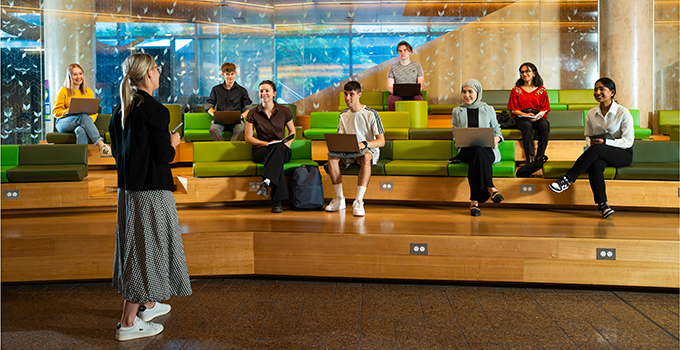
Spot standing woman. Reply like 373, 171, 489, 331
451, 79, 505, 217
109, 53, 192, 341
52, 63, 112, 156
386, 41, 425, 111
507, 62, 551, 163
246, 80, 296, 213
549, 78, 633, 219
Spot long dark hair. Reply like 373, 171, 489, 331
595, 77, 616, 100
514, 62, 544, 87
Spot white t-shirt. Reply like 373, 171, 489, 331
338, 105, 384, 164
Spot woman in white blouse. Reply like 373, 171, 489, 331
549, 77, 634, 219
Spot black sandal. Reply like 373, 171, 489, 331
470, 205, 481, 217
491, 192, 504, 204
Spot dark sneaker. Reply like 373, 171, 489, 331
257, 182, 269, 198
491, 192, 504, 204
271, 201, 283, 213
470, 205, 481, 217
598, 202, 615, 219
549, 175, 571, 193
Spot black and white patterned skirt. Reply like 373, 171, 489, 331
113, 189, 192, 303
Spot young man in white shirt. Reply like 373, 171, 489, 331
325, 81, 385, 216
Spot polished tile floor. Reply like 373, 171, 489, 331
1, 278, 678, 349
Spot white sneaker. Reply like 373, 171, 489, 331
137, 302, 171, 322
325, 196, 346, 212
116, 316, 163, 341
352, 200, 365, 217
98, 143, 112, 157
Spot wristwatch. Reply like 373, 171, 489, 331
362, 141, 368, 149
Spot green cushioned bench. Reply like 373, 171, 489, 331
409, 128, 451, 140
429, 105, 457, 115
549, 110, 585, 140
338, 91, 386, 111
658, 110, 679, 136
46, 114, 112, 144
558, 89, 597, 111
323, 140, 393, 176
547, 90, 567, 110
481, 90, 511, 112
380, 112, 410, 140
6, 144, 88, 182
304, 111, 410, 140
384, 140, 451, 176
193, 140, 317, 177
543, 161, 616, 180
628, 110, 651, 140
2, 145, 19, 183
447, 141, 516, 178
615, 141, 679, 181
184, 112, 233, 142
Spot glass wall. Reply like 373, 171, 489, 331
1, 0, 677, 144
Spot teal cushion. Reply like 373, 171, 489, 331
392, 140, 452, 160
6, 164, 88, 182
384, 160, 449, 176
615, 163, 679, 181
193, 141, 252, 162
256, 159, 319, 176
409, 128, 451, 140
447, 160, 516, 178
309, 112, 340, 128
303, 128, 338, 140
384, 129, 410, 140
543, 161, 616, 179
193, 161, 257, 177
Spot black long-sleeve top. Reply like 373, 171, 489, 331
205, 82, 252, 114
109, 90, 176, 191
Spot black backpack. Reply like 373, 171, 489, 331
497, 110, 517, 129
288, 165, 325, 210
516, 155, 548, 177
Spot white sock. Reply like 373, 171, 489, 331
333, 184, 344, 198
263, 178, 271, 185
356, 186, 367, 202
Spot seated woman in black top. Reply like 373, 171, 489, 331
245, 80, 296, 213
450, 79, 505, 216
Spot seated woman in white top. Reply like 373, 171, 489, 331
386, 41, 424, 111
549, 77, 634, 219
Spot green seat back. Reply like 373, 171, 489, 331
310, 112, 340, 128
2, 145, 19, 167
279, 103, 297, 125
381, 140, 393, 160
546, 90, 559, 104
392, 140, 451, 160
659, 110, 679, 126
339, 91, 384, 110
451, 140, 514, 161
163, 104, 183, 132
549, 110, 585, 127
629, 109, 640, 127
481, 90, 511, 105
558, 89, 593, 104
290, 140, 312, 160
19, 144, 87, 165
631, 141, 679, 163
185, 113, 213, 130
193, 141, 252, 162
94, 114, 111, 131
379, 112, 411, 128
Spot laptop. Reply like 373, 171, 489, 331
453, 127, 495, 148
393, 83, 421, 98
213, 111, 243, 125
65, 98, 100, 116
325, 133, 362, 153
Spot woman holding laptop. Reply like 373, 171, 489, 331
245, 80, 296, 213
52, 63, 111, 156
386, 41, 425, 111
451, 79, 505, 217
507, 62, 551, 163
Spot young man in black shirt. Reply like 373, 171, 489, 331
205, 62, 252, 141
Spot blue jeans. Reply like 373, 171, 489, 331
55, 114, 103, 145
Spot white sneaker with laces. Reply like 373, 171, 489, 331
352, 200, 365, 217
99, 143, 112, 157
116, 316, 163, 341
137, 302, 171, 322
325, 196, 346, 212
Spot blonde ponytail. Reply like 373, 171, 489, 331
119, 53, 156, 125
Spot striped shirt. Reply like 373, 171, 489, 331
387, 61, 424, 84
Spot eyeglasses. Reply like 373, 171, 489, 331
520, 70, 533, 74
151, 65, 162, 74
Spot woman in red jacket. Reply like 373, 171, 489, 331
507, 62, 551, 163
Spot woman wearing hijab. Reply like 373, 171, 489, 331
450, 79, 505, 216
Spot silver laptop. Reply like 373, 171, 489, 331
213, 111, 242, 125
454, 127, 495, 148
65, 98, 100, 116
325, 133, 361, 153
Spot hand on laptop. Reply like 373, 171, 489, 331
208, 108, 214, 116
493, 136, 501, 150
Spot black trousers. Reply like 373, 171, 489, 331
566, 144, 633, 204
516, 117, 550, 159
458, 146, 495, 202
252, 143, 292, 202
